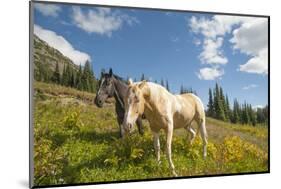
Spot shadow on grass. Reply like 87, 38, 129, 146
76, 129, 121, 144
48, 131, 70, 148
59, 130, 157, 183
47, 126, 121, 149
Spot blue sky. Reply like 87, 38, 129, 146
33, 2, 268, 108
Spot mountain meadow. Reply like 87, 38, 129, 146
33, 82, 268, 186
32, 35, 268, 186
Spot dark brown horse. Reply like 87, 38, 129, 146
94, 68, 144, 137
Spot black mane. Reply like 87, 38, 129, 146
113, 74, 126, 83
101, 73, 127, 84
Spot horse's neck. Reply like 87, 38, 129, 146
112, 78, 127, 106
143, 84, 159, 115
143, 84, 173, 116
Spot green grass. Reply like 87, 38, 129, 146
33, 82, 269, 186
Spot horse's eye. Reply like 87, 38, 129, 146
135, 96, 140, 103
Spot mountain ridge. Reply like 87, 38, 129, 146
33, 34, 79, 81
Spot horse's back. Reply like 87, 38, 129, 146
177, 93, 205, 118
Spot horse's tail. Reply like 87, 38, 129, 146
199, 116, 208, 158
199, 116, 208, 141
198, 105, 208, 158
191, 93, 208, 157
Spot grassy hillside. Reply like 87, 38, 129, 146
34, 35, 78, 72
33, 82, 268, 186
33, 35, 79, 81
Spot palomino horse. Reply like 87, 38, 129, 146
94, 69, 144, 137
122, 79, 207, 176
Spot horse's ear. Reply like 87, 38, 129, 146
109, 68, 113, 77
128, 78, 133, 86
138, 80, 147, 89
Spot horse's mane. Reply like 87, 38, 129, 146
102, 73, 128, 86
113, 74, 126, 83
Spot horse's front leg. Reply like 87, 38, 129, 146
165, 121, 177, 177
136, 117, 144, 135
153, 131, 161, 164
115, 105, 124, 138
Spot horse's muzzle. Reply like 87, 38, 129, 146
124, 123, 133, 133
94, 97, 103, 108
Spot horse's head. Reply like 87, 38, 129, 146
94, 68, 115, 108
122, 79, 148, 135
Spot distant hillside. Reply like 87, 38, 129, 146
33, 35, 97, 93
33, 35, 78, 81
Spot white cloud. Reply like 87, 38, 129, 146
199, 37, 228, 65
71, 7, 138, 36
239, 49, 268, 74
190, 16, 231, 39
189, 15, 239, 66
34, 3, 61, 17
197, 67, 224, 80
34, 25, 91, 66
189, 15, 268, 76
242, 84, 258, 90
189, 15, 251, 39
230, 19, 268, 55
230, 18, 268, 74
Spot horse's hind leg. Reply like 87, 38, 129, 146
186, 124, 196, 145
197, 117, 208, 158
152, 131, 161, 164
136, 117, 144, 135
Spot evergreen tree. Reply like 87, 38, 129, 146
206, 83, 266, 127
160, 79, 165, 87
214, 83, 226, 121
82, 61, 91, 91
220, 87, 228, 121
76, 65, 83, 90
65, 64, 71, 87
248, 104, 257, 126
256, 108, 262, 123
165, 80, 170, 92
141, 73, 145, 81
263, 105, 268, 125
258, 105, 268, 125
38, 61, 52, 82
69, 68, 75, 87
225, 94, 231, 121
52, 62, 60, 84
61, 64, 67, 86
241, 102, 250, 124
207, 88, 214, 117
180, 85, 184, 94
81, 60, 97, 93
232, 99, 240, 124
